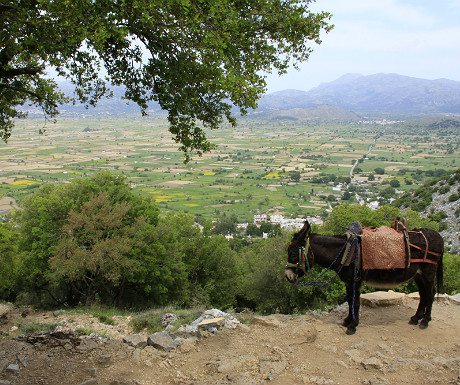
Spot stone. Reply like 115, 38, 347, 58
360, 291, 405, 307
345, 349, 364, 364
160, 313, 178, 327
304, 376, 334, 384
0, 360, 9, 372
79, 379, 97, 385
16, 354, 28, 367
76, 338, 98, 352
53, 310, 66, 317
248, 316, 282, 328
178, 338, 197, 353
259, 358, 287, 379
5, 364, 19, 373
367, 376, 390, 385
87, 368, 98, 376
406, 292, 420, 299
432, 356, 458, 370
147, 331, 176, 351
97, 354, 112, 364
122, 334, 147, 349
184, 309, 241, 333
197, 317, 225, 331
361, 357, 384, 370
448, 293, 460, 304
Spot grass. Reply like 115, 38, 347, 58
129, 306, 205, 334
75, 326, 110, 337
16, 321, 59, 335
68, 304, 129, 325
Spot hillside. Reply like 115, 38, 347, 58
24, 74, 460, 120
1, 297, 458, 385
256, 74, 460, 117
249, 105, 361, 122
393, 169, 460, 253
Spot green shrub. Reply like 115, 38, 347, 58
129, 307, 204, 333
448, 193, 459, 202
443, 254, 460, 295
438, 185, 451, 194
17, 321, 59, 334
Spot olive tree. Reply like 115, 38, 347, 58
1, 0, 333, 160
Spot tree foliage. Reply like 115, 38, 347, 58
5, 171, 457, 312
13, 171, 160, 306
320, 203, 442, 235
50, 192, 144, 304
1, 0, 333, 160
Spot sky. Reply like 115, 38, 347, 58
264, 0, 460, 93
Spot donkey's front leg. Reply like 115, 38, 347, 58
343, 281, 361, 335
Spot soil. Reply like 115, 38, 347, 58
1, 296, 459, 385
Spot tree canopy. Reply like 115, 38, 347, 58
1, 0, 332, 160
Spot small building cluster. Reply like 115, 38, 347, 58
253, 214, 323, 230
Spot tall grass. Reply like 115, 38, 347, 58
129, 306, 205, 334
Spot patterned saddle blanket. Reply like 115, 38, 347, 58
361, 226, 407, 270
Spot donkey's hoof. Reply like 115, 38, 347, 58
408, 318, 419, 325
419, 321, 429, 329
345, 327, 356, 335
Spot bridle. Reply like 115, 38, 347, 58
285, 228, 314, 275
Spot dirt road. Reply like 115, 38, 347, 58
1, 296, 459, 385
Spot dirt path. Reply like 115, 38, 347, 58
1, 297, 459, 385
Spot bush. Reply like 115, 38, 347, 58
17, 321, 59, 335
389, 179, 400, 188
438, 185, 451, 194
448, 193, 459, 202
443, 254, 460, 295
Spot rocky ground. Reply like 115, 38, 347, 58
0, 293, 459, 385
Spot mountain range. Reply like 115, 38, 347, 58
41, 73, 460, 120
254, 73, 460, 118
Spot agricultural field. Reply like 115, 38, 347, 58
1, 115, 459, 222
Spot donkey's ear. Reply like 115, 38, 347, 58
296, 220, 311, 240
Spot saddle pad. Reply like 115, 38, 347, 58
361, 226, 406, 270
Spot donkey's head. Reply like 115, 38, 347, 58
285, 220, 312, 284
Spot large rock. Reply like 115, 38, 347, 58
180, 309, 241, 333
122, 334, 147, 349
449, 293, 460, 304
360, 291, 405, 307
147, 332, 175, 351
160, 313, 178, 328
197, 317, 225, 331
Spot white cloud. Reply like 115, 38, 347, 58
311, 0, 436, 27
324, 23, 460, 53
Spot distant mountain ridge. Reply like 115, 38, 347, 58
25, 73, 459, 120
256, 73, 460, 117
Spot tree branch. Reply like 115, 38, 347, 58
0, 84, 58, 107
0, 2, 14, 13
0, 66, 43, 79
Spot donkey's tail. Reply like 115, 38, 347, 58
436, 246, 444, 294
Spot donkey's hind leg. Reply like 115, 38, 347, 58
409, 274, 434, 328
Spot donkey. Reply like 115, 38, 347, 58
285, 220, 444, 335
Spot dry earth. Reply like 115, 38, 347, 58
0, 296, 459, 385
